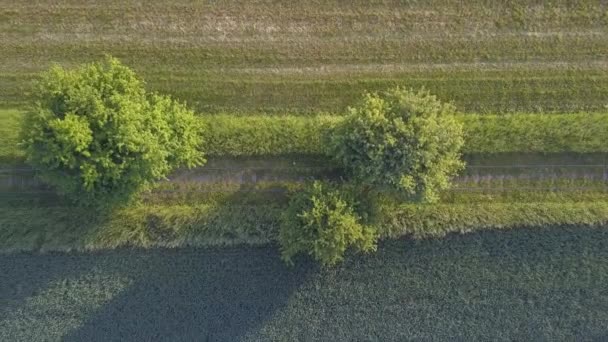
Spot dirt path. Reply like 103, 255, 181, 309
2, 160, 608, 192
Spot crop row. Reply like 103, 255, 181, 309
3, 69, 608, 114
2, 1, 607, 113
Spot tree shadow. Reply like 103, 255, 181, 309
0, 195, 118, 322
62, 246, 315, 342
0, 251, 101, 323
2, 226, 607, 340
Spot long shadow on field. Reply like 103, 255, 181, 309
0, 201, 116, 322
0, 252, 100, 322
2, 226, 608, 340
63, 246, 315, 342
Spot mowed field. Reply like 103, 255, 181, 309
1, 0, 608, 113
1, 227, 608, 341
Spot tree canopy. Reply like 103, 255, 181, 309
22, 57, 205, 206
330, 87, 464, 202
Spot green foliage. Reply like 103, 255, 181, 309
201, 111, 608, 157
202, 114, 338, 156
377, 201, 608, 240
6, 110, 608, 165
462, 112, 608, 153
279, 181, 377, 266
148, 94, 206, 168
21, 57, 205, 206
330, 87, 465, 202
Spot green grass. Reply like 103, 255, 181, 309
1, 227, 607, 340
3, 180, 608, 253
201, 112, 608, 155
0, 109, 24, 165
462, 113, 608, 153
5, 110, 608, 165
1, 0, 607, 113
203, 112, 608, 155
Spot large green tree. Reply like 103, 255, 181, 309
330, 87, 464, 203
22, 57, 205, 206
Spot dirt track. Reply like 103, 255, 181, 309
2, 156, 608, 192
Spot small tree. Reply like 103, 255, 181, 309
22, 57, 205, 206
279, 181, 378, 266
330, 87, 464, 203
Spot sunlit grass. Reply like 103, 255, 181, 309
1, 0, 607, 113
0, 109, 24, 165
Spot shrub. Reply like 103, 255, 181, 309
278, 181, 378, 266
21, 57, 205, 206
330, 87, 465, 202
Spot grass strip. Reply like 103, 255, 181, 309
4, 110, 608, 164
204, 112, 608, 156
3, 191, 608, 253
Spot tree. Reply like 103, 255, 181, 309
279, 181, 378, 266
330, 87, 464, 203
22, 57, 205, 206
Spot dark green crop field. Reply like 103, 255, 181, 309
1, 227, 607, 341
1, 0, 608, 113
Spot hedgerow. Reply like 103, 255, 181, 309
461, 113, 608, 153
201, 112, 608, 157
5, 111, 608, 165
202, 115, 338, 156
